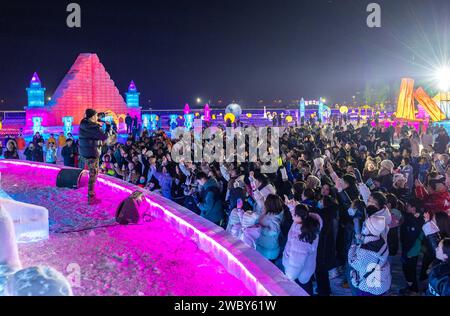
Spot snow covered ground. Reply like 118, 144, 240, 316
1, 170, 251, 296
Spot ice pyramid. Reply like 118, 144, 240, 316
46, 53, 130, 125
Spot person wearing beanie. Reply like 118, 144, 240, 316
377, 160, 394, 191
61, 138, 77, 167
348, 216, 392, 296
78, 108, 111, 205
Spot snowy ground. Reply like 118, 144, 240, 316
1, 170, 251, 296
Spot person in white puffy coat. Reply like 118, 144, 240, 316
282, 202, 322, 295
256, 194, 284, 260
348, 216, 392, 296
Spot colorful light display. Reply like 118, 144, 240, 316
224, 113, 236, 124
203, 104, 211, 122
396, 78, 417, 121
299, 98, 305, 118
62, 116, 74, 136
184, 103, 191, 115
149, 114, 158, 130
32, 117, 44, 134
142, 114, 151, 129
26, 72, 46, 108
125, 80, 140, 108
184, 114, 194, 130
318, 98, 324, 121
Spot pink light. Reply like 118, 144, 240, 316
1, 160, 62, 171
204, 104, 211, 122
95, 176, 273, 296
0, 160, 305, 296
145, 198, 270, 295
184, 103, 191, 115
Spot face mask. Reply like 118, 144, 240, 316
140, 179, 146, 184
317, 200, 324, 210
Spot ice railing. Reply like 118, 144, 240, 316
0, 160, 307, 296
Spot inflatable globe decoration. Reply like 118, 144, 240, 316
225, 103, 242, 119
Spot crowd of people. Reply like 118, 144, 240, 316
1, 116, 449, 296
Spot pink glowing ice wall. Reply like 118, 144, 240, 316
204, 104, 211, 122
0, 160, 307, 296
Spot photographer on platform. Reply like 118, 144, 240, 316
78, 109, 112, 204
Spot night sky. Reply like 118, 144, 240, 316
0, 0, 449, 109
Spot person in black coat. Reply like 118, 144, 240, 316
24, 143, 36, 161
34, 140, 44, 162
78, 109, 110, 203
4, 140, 19, 159
399, 198, 425, 295
61, 138, 77, 167
125, 114, 133, 134
315, 195, 339, 296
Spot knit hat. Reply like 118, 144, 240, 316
365, 216, 385, 237
6, 266, 73, 296
380, 160, 394, 173
306, 175, 321, 188
85, 109, 97, 119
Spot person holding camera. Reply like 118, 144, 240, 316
78, 109, 111, 204
193, 172, 225, 226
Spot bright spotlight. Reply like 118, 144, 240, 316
435, 66, 450, 91
196, 97, 202, 104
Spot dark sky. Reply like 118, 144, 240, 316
0, 0, 449, 110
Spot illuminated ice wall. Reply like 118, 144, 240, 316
25, 53, 141, 127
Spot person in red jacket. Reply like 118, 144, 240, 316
415, 176, 450, 215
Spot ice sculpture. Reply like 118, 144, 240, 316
0, 198, 49, 243
0, 205, 22, 272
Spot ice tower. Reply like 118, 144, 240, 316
26, 72, 46, 107
126, 81, 140, 108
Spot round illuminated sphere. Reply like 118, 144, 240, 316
225, 103, 242, 119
